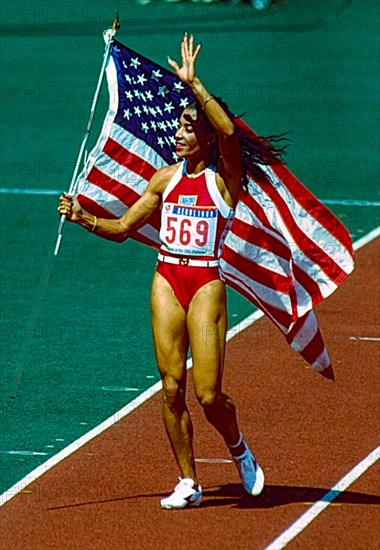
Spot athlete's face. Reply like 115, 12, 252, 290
175, 107, 207, 159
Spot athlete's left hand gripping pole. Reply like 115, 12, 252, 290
53, 12, 120, 256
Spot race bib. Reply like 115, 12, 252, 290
160, 203, 218, 256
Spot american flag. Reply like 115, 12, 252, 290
76, 39, 354, 379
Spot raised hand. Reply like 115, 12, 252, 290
57, 193, 83, 222
168, 34, 202, 85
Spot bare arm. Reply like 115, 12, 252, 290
168, 35, 242, 191
58, 165, 175, 242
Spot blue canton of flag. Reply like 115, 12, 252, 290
112, 40, 194, 164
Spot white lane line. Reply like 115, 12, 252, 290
0, 188, 61, 195
226, 310, 264, 340
0, 451, 48, 456
353, 226, 379, 250
321, 199, 380, 207
98, 386, 140, 392
195, 458, 233, 464
265, 445, 380, 550
0, 228, 379, 508
1, 188, 380, 207
0, 379, 163, 507
349, 336, 380, 342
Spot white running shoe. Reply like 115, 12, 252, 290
233, 446, 265, 496
160, 478, 202, 509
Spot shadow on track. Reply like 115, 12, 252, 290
47, 482, 380, 511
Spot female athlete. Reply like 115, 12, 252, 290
58, 35, 281, 509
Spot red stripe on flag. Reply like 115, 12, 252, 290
286, 309, 308, 342
103, 137, 157, 182
85, 166, 162, 231
223, 244, 291, 294
254, 177, 347, 285
77, 195, 117, 219
271, 162, 354, 256
235, 117, 353, 256
239, 189, 284, 240
298, 327, 326, 366
292, 263, 324, 304
225, 273, 293, 328
230, 217, 291, 260
87, 167, 143, 207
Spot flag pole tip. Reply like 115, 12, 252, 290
113, 11, 120, 30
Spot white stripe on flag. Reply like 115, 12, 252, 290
289, 311, 319, 352
91, 154, 149, 196
311, 347, 331, 372
110, 124, 166, 172
225, 231, 292, 276
79, 182, 132, 218
262, 165, 354, 271
220, 259, 292, 319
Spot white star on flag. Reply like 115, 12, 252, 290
164, 102, 175, 113
151, 69, 162, 81
130, 57, 141, 69
137, 74, 147, 86
158, 85, 169, 97
169, 119, 179, 129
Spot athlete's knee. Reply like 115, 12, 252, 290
196, 387, 219, 408
162, 375, 184, 410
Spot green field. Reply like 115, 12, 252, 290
1, 0, 379, 494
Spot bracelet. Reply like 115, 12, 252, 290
202, 95, 214, 111
90, 215, 97, 232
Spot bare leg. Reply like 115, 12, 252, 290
151, 272, 197, 482
188, 279, 264, 496
187, 280, 242, 448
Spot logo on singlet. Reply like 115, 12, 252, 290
178, 195, 197, 206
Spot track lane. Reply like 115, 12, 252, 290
1, 238, 379, 550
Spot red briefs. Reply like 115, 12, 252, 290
156, 261, 223, 312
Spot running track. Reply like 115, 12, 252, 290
1, 237, 379, 549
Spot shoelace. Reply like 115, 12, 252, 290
237, 451, 257, 473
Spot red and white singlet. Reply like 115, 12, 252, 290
159, 161, 234, 261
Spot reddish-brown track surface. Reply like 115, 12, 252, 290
1, 239, 379, 550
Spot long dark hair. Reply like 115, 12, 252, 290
190, 98, 289, 187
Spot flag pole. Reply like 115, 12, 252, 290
53, 12, 120, 256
